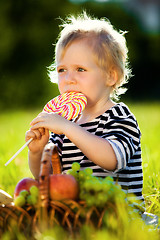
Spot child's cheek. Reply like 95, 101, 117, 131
58, 79, 64, 93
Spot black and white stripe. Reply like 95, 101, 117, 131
50, 102, 144, 202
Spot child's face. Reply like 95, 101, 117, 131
57, 40, 111, 106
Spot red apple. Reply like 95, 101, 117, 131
49, 174, 79, 200
14, 177, 39, 198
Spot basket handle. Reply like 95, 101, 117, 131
39, 143, 61, 208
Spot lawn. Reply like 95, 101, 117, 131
0, 102, 160, 239
129, 102, 160, 215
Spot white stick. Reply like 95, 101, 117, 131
5, 138, 33, 166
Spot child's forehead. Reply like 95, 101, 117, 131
57, 41, 96, 65
56, 37, 96, 61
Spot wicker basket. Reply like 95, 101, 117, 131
0, 143, 118, 237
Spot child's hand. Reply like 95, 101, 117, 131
30, 112, 68, 135
25, 127, 49, 153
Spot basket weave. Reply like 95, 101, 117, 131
0, 143, 118, 237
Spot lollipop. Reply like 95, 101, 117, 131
43, 92, 87, 120
5, 92, 87, 166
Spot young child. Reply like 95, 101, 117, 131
25, 12, 144, 204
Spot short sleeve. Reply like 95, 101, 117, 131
101, 115, 141, 172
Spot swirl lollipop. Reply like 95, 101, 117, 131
5, 92, 87, 166
43, 92, 87, 120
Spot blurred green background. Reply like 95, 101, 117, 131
0, 0, 160, 110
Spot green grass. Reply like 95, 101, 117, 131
127, 102, 160, 215
0, 102, 160, 239
0, 109, 40, 195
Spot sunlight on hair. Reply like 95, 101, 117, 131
48, 11, 132, 100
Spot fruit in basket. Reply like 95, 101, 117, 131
14, 195, 26, 207
67, 163, 126, 207
14, 177, 39, 198
26, 194, 38, 205
14, 178, 39, 207
29, 185, 39, 196
49, 174, 79, 200
26, 185, 39, 205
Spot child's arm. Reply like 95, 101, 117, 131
30, 113, 117, 171
65, 121, 117, 170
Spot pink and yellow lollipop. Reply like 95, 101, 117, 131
4, 92, 87, 166
43, 92, 87, 120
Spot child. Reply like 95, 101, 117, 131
25, 12, 144, 204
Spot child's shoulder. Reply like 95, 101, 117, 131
105, 102, 134, 118
103, 102, 141, 134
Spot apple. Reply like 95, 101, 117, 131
49, 174, 79, 200
14, 175, 79, 202
14, 177, 39, 198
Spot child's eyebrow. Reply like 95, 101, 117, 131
57, 64, 65, 69
74, 64, 86, 68
57, 63, 87, 69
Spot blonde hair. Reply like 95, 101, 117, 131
49, 12, 132, 100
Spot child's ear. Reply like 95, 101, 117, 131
106, 68, 118, 87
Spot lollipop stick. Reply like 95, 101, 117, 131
5, 138, 33, 166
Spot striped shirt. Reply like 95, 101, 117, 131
50, 102, 144, 201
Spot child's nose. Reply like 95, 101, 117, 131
65, 71, 76, 84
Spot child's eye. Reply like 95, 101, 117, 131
58, 68, 66, 73
77, 67, 86, 72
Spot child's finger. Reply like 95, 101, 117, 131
32, 129, 43, 139
30, 122, 45, 131
30, 116, 44, 126
25, 130, 36, 141
25, 129, 41, 141
30, 112, 49, 126
39, 127, 45, 136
